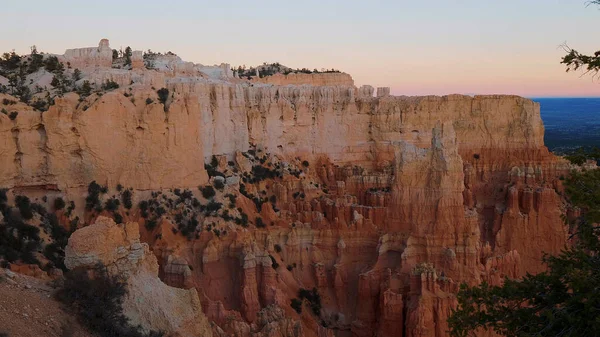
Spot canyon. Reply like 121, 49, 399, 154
0, 39, 577, 337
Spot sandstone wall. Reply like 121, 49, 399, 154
251, 72, 355, 86
1, 87, 553, 191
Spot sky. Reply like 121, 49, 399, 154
1, 0, 598, 97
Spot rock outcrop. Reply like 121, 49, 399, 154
65, 216, 213, 337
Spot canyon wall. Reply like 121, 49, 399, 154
0, 39, 574, 337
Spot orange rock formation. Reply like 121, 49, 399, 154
0, 39, 575, 337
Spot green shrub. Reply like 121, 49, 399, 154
0, 207, 41, 264
85, 181, 106, 211
298, 288, 322, 316
104, 198, 120, 212
200, 185, 216, 199
43, 213, 71, 271
205, 200, 222, 214
255, 217, 265, 228
157, 88, 169, 104
54, 197, 66, 210
291, 298, 302, 314
15, 195, 33, 219
213, 179, 225, 191
274, 244, 282, 253
78, 80, 92, 97
56, 265, 164, 337
145, 98, 153, 105
121, 190, 132, 210
144, 218, 158, 231
101, 80, 119, 91
8, 111, 17, 120
43, 56, 62, 73
269, 255, 279, 269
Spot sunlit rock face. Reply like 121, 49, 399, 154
1, 39, 574, 337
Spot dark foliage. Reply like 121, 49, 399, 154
157, 88, 169, 105
78, 80, 92, 97
290, 298, 302, 314
85, 181, 106, 211
255, 217, 265, 228
298, 287, 322, 316
0, 207, 41, 264
54, 197, 66, 210
560, 2, 600, 79
269, 255, 279, 269
101, 80, 119, 91
449, 167, 600, 337
56, 266, 164, 337
121, 189, 133, 210
104, 198, 120, 212
213, 179, 225, 191
15, 195, 34, 219
42, 213, 71, 271
563, 146, 600, 165
200, 185, 216, 199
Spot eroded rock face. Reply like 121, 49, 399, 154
65, 216, 213, 337
2, 40, 577, 337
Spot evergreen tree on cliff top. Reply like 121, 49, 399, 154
561, 1, 600, 78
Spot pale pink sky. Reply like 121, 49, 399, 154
1, 0, 598, 97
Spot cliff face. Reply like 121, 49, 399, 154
0, 40, 574, 337
251, 72, 355, 86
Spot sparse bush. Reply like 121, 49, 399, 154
145, 98, 153, 105
205, 200, 222, 215
104, 198, 120, 212
101, 80, 119, 91
124, 47, 132, 66
255, 217, 265, 228
73, 68, 82, 81
43, 56, 62, 73
269, 255, 279, 269
291, 298, 302, 314
121, 190, 132, 210
157, 88, 169, 104
200, 185, 216, 199
298, 288, 322, 316
56, 265, 164, 337
43, 213, 71, 271
213, 179, 225, 191
78, 80, 92, 98
15, 195, 33, 219
0, 204, 41, 264
145, 219, 158, 231
85, 181, 106, 211
8, 111, 17, 120
54, 197, 66, 210
274, 244, 282, 253
302, 160, 309, 167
